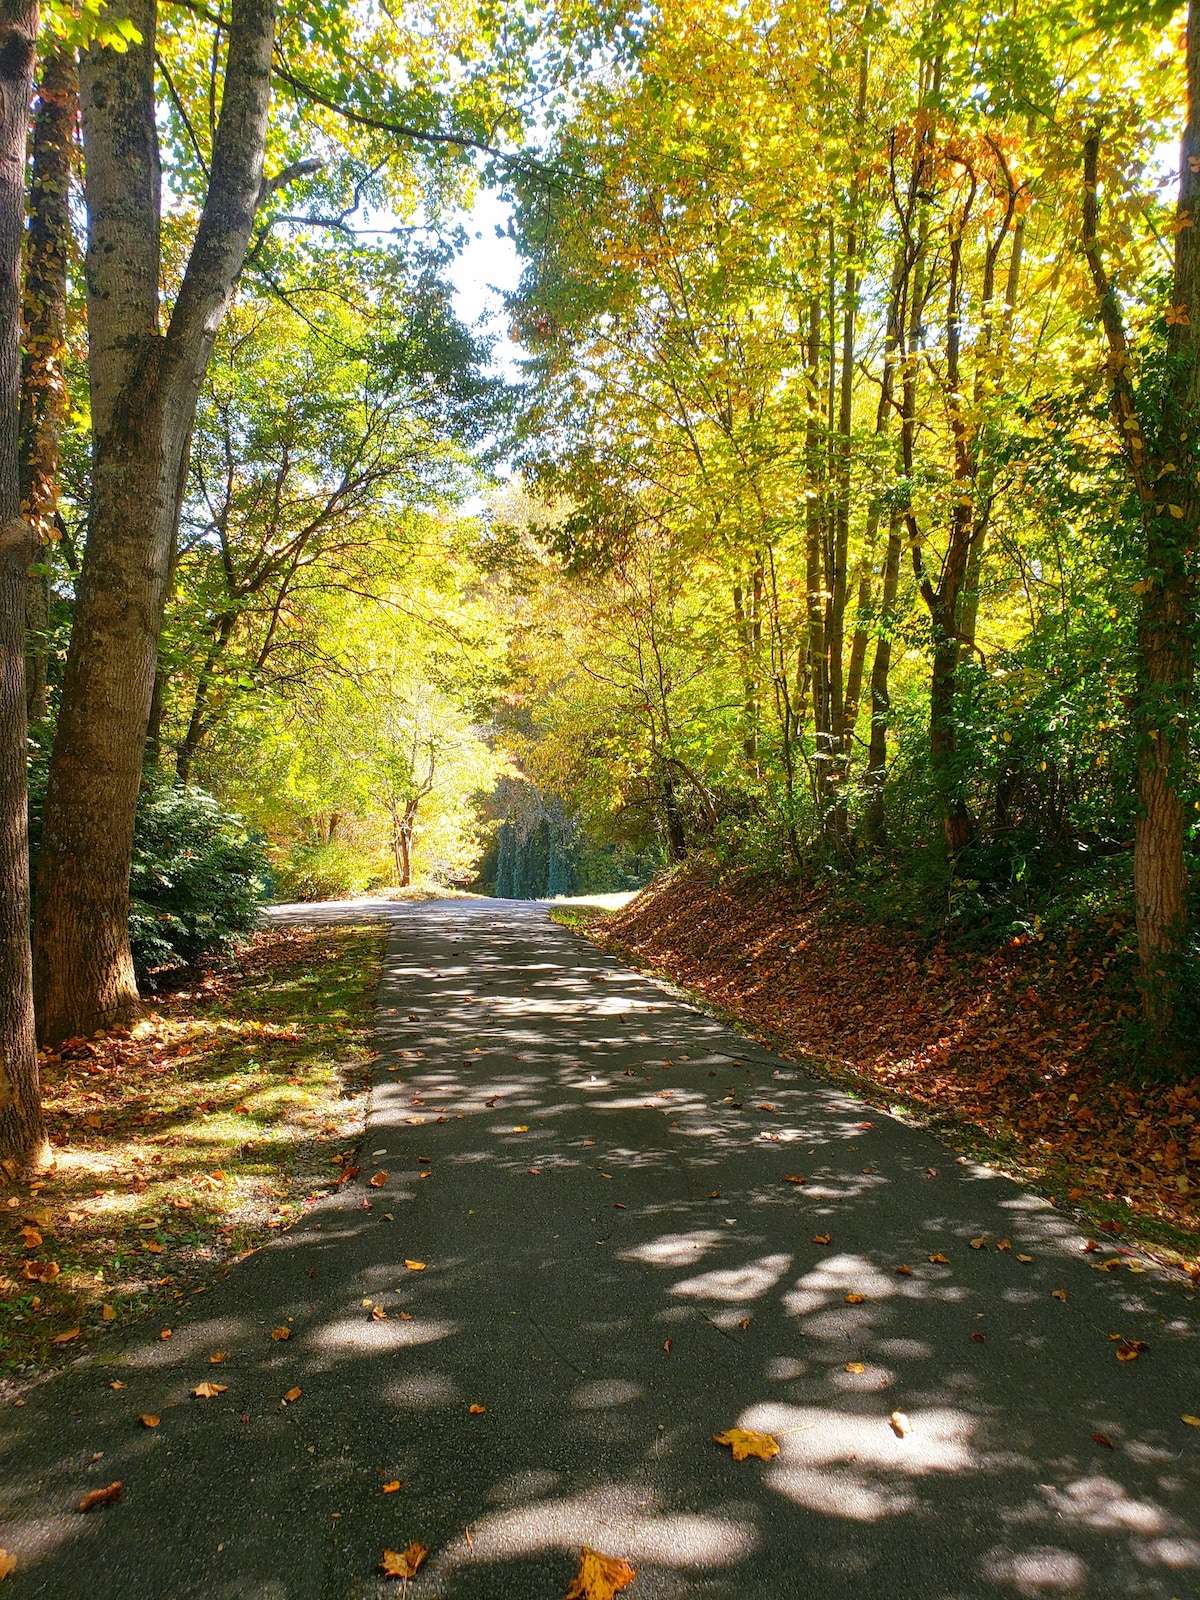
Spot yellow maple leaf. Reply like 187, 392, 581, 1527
564, 1545, 637, 1600
192, 1382, 227, 1399
380, 1543, 428, 1579
714, 1427, 780, 1462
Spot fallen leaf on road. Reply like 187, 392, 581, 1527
78, 1482, 122, 1512
564, 1545, 637, 1599
846, 1362, 865, 1374
1115, 1341, 1144, 1361
193, 1383, 227, 1399
783, 1174, 805, 1184
511, 1125, 528, 1133
663, 1339, 672, 1353
996, 1239, 1011, 1251
972, 1331, 986, 1343
889, 1411, 910, 1438
22, 1260, 58, 1282
714, 1428, 780, 1462
381, 1543, 428, 1580
813, 1234, 831, 1245
371, 1304, 387, 1321
382, 1481, 401, 1493
101, 1304, 116, 1321
0, 1549, 14, 1579
367, 1171, 388, 1188
282, 1387, 302, 1403
1051, 1289, 1067, 1302
51, 1328, 80, 1345
738, 1316, 751, 1330
970, 1237, 987, 1250
270, 1327, 291, 1341
928, 1253, 949, 1264
469, 1403, 487, 1414
159, 1329, 172, 1341
1092, 1432, 1115, 1448
138, 1414, 160, 1428
210, 1352, 226, 1364
404, 1260, 426, 1271
895, 1264, 913, 1276
1016, 1254, 1033, 1262
1083, 1239, 1100, 1252
845, 1293, 866, 1304
109, 1381, 126, 1391
1182, 1415, 1200, 1426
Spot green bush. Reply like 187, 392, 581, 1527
128, 783, 268, 973
271, 840, 383, 902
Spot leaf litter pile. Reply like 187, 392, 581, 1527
0, 922, 383, 1381
590, 866, 1200, 1263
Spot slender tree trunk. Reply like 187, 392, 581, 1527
34, 0, 278, 1044
661, 771, 686, 861
20, 45, 76, 724
864, 515, 903, 843
0, 0, 48, 1166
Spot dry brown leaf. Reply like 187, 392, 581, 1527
209, 1351, 226, 1364
845, 1362, 865, 1374
996, 1239, 1011, 1252
928, 1253, 949, 1265
18, 1227, 41, 1249
737, 1316, 750, 1330
22, 1260, 58, 1283
1052, 1289, 1067, 1302
713, 1427, 780, 1462
783, 1174, 805, 1184
889, 1411, 910, 1438
564, 1545, 637, 1600
895, 1264, 913, 1276
844, 1293, 866, 1304
192, 1382, 227, 1399
1182, 1415, 1200, 1427
380, 1543, 428, 1580
138, 1414, 160, 1428
404, 1260, 426, 1271
367, 1171, 388, 1188
159, 1328, 172, 1341
109, 1380, 126, 1391
270, 1326, 291, 1340
282, 1387, 302, 1403
51, 1327, 80, 1345
143, 1241, 164, 1254
371, 1304, 387, 1321
1016, 1254, 1033, 1263
382, 1480, 402, 1494
0, 1548, 14, 1580
101, 1304, 116, 1321
969, 1237, 987, 1250
469, 1403, 486, 1414
78, 1481, 122, 1512
812, 1233, 831, 1245
1092, 1431, 1115, 1449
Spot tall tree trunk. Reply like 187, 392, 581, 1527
864, 515, 903, 843
1081, 6, 1199, 1043
34, 0, 279, 1044
661, 771, 686, 862
0, 0, 48, 1166
19, 45, 76, 725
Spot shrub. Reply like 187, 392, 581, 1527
128, 783, 268, 974
270, 839, 384, 902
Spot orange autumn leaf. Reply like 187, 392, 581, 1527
367, 1171, 388, 1188
192, 1382, 227, 1399
782, 1174, 805, 1184
844, 1293, 866, 1304
138, 1414, 160, 1428
845, 1361, 865, 1374
18, 1226, 41, 1249
812, 1233, 831, 1245
404, 1260, 426, 1271
209, 1351, 226, 1364
78, 1481, 122, 1512
101, 1304, 116, 1321
382, 1480, 402, 1494
270, 1326, 291, 1340
380, 1543, 428, 1580
713, 1427, 779, 1462
928, 1253, 949, 1264
51, 1327, 80, 1345
143, 1241, 164, 1254
22, 1260, 58, 1283
159, 1328, 172, 1341
469, 1403, 487, 1414
564, 1545, 637, 1600
895, 1264, 913, 1276
0, 1548, 14, 1579
889, 1411, 910, 1438
282, 1387, 302, 1403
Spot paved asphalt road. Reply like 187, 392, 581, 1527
0, 897, 1198, 1599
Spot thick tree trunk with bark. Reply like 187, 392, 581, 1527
1081, 4, 1199, 1043
20, 45, 76, 724
34, 0, 278, 1044
0, 0, 48, 1166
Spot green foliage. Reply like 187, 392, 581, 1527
128, 784, 268, 976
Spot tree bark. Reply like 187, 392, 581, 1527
34, 0, 278, 1044
0, 0, 48, 1166
20, 44, 76, 724
1081, 6, 1199, 1042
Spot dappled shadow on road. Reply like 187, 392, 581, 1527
0, 900, 1198, 1599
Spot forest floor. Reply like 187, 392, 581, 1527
561, 865, 1200, 1272
0, 921, 385, 1383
